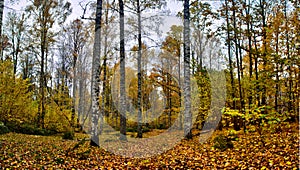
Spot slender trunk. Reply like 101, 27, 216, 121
0, 0, 4, 61
136, 0, 143, 138
284, 0, 293, 114
101, 3, 109, 135
119, 0, 127, 141
168, 67, 172, 128
71, 47, 78, 129
38, 8, 47, 129
275, 15, 279, 113
183, 0, 192, 139
90, 0, 103, 147
260, 0, 267, 107
252, 24, 260, 106
246, 0, 252, 110
199, 33, 203, 72
232, 0, 241, 131
238, 26, 246, 131
178, 46, 182, 130
225, 0, 235, 110
78, 75, 83, 130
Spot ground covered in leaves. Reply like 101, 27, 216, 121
0, 124, 299, 169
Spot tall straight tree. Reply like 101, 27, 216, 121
183, 0, 192, 139
26, 0, 71, 128
119, 0, 127, 141
90, 0, 103, 146
125, 0, 164, 138
136, 0, 142, 138
0, 0, 4, 61
5, 11, 26, 75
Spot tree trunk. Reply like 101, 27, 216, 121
284, 0, 293, 114
137, 0, 143, 138
119, 0, 127, 141
90, 0, 103, 147
71, 46, 78, 130
259, 0, 267, 108
225, 0, 235, 110
232, 0, 242, 131
0, 0, 4, 61
183, 0, 192, 139
178, 45, 182, 130
246, 0, 253, 110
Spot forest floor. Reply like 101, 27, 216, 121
0, 123, 299, 169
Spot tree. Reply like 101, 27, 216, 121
188, 1, 217, 72
26, 0, 72, 129
90, 0, 103, 146
0, 0, 4, 60
119, 0, 127, 141
0, 60, 33, 124
183, 0, 192, 139
160, 25, 183, 129
58, 19, 88, 129
125, 0, 164, 138
4, 11, 27, 75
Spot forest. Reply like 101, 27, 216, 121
0, 0, 299, 168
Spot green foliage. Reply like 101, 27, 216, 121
213, 134, 234, 151
55, 157, 65, 164
127, 127, 136, 132
157, 123, 166, 129
0, 122, 10, 134
5, 121, 55, 136
62, 130, 75, 140
142, 126, 150, 133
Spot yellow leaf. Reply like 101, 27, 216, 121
261, 166, 267, 170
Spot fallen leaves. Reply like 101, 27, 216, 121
0, 123, 299, 169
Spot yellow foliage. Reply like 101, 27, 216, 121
0, 60, 35, 123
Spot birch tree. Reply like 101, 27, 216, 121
90, 0, 103, 146
183, 0, 192, 139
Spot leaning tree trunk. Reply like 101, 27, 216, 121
90, 0, 103, 147
183, 0, 192, 139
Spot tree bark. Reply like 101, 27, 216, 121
90, 0, 103, 147
0, 0, 4, 61
119, 0, 127, 141
183, 0, 192, 139
137, 0, 143, 138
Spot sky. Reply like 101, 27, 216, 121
3, 0, 184, 33
3, 0, 84, 21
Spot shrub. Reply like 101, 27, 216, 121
127, 127, 137, 132
5, 122, 55, 136
142, 126, 151, 133
0, 122, 10, 134
213, 134, 233, 151
63, 130, 75, 140
157, 123, 166, 129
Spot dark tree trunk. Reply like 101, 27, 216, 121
232, 0, 242, 131
119, 0, 127, 141
246, 0, 253, 110
0, 0, 4, 61
137, 0, 143, 138
225, 0, 235, 110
